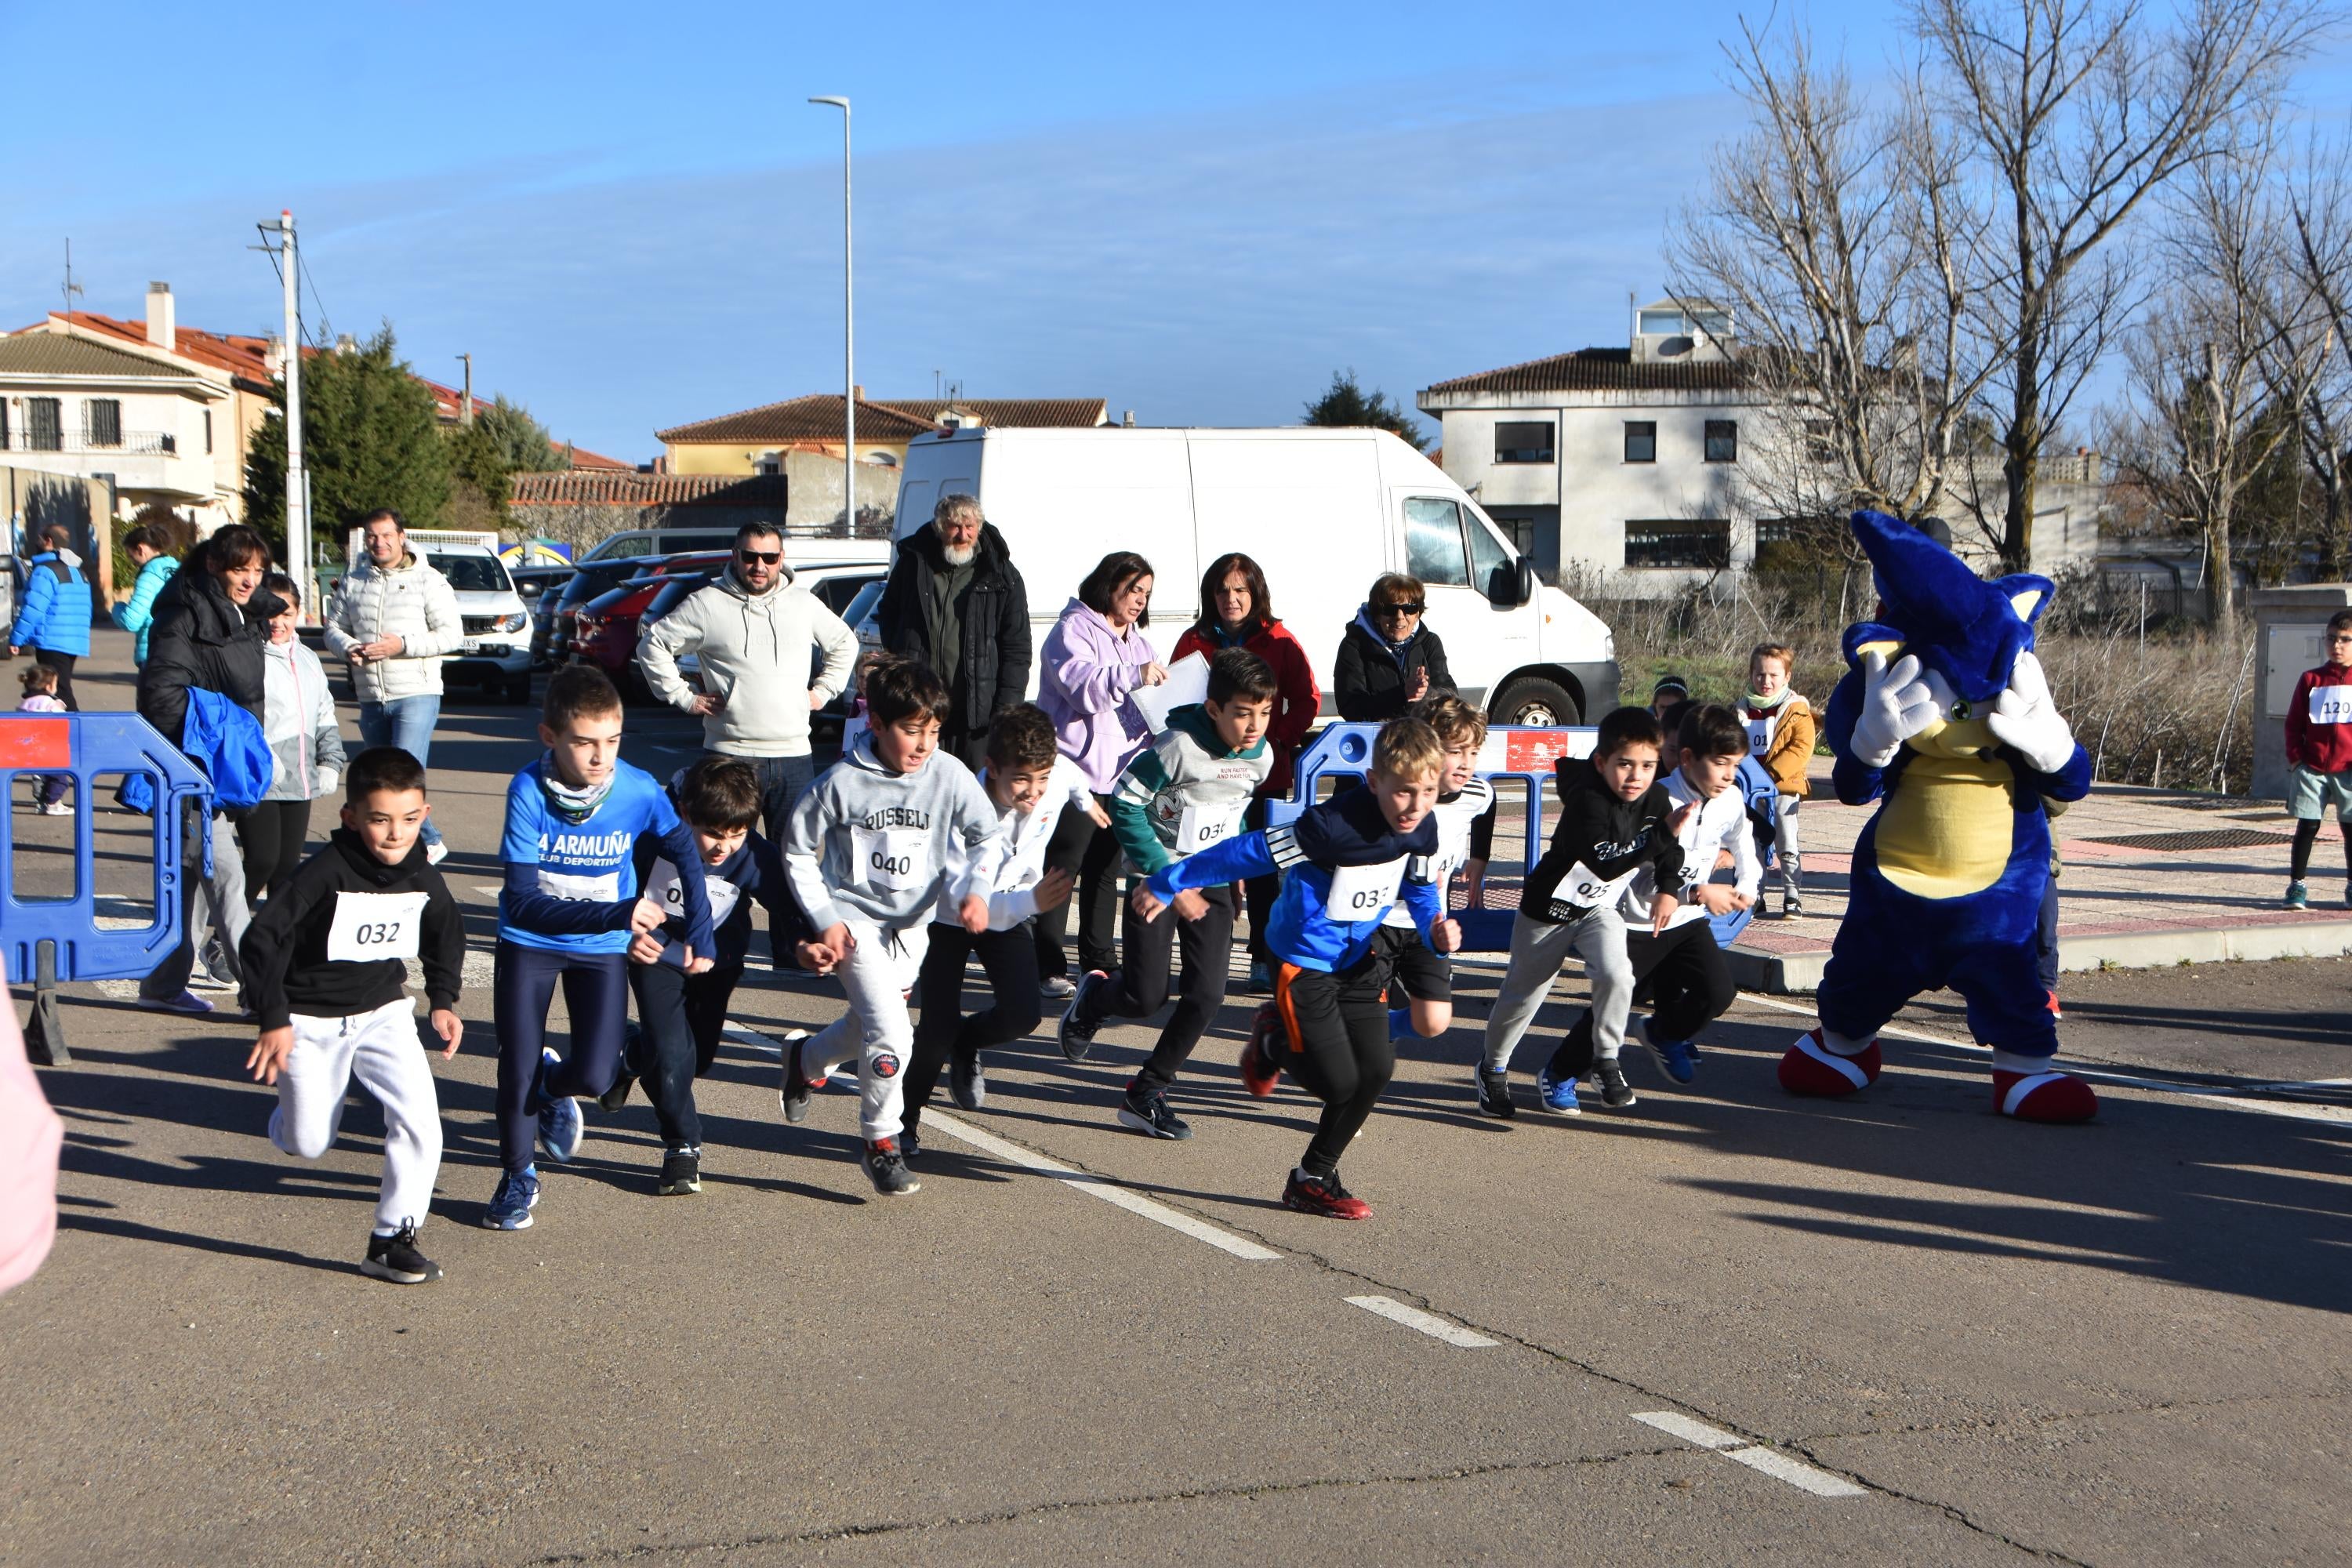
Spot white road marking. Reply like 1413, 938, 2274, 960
917, 1110, 1283, 1262
1344, 1294, 1497, 1348
1737, 992, 2352, 1125
1632, 1412, 1867, 1498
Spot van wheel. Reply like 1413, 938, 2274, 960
1492, 677, 1580, 728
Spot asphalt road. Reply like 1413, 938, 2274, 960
5, 632, 2348, 1566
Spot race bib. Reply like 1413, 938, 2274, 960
1552, 860, 1636, 913
1745, 716, 1775, 756
852, 825, 927, 891
537, 868, 621, 903
2311, 684, 2352, 725
645, 858, 742, 928
1174, 800, 1246, 855
326, 890, 428, 963
1325, 857, 1407, 922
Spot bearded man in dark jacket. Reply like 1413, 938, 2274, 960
874, 493, 1032, 770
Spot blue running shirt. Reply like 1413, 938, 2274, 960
498, 757, 712, 956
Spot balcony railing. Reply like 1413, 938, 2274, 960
0, 429, 180, 456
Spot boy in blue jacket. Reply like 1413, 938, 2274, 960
1137, 717, 1461, 1221
8, 522, 93, 708
485, 666, 716, 1231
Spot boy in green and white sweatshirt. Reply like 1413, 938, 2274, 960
1058, 648, 1276, 1140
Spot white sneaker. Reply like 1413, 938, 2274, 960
37, 800, 71, 816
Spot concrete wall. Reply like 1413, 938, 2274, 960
782, 449, 898, 535
665, 439, 909, 477
2252, 583, 2352, 800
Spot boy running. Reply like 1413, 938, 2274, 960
779, 656, 1004, 1197
1060, 648, 1276, 1139
1477, 706, 1685, 1119
1741, 642, 1814, 916
486, 666, 716, 1231
238, 746, 464, 1283
1385, 695, 1495, 1041
900, 703, 1106, 1155
604, 756, 811, 1196
2285, 610, 2352, 909
1139, 717, 1461, 1221
1556, 702, 1758, 1089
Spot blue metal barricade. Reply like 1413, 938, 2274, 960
2, 713, 213, 1062
1269, 722, 1599, 952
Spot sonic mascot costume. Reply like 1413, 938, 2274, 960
1780, 510, 2099, 1123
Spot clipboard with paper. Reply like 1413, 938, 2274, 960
1130, 652, 1210, 733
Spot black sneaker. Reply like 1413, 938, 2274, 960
1059, 971, 1109, 1063
361, 1222, 441, 1285
950, 1052, 986, 1112
597, 1072, 635, 1115
1595, 1060, 1639, 1109
862, 1138, 920, 1196
1475, 1069, 1515, 1120
658, 1147, 702, 1196
779, 1029, 815, 1124
1117, 1080, 1194, 1141
901, 1123, 923, 1160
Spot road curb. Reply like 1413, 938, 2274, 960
1728, 918, 2352, 995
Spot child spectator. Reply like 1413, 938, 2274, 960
15, 664, 70, 815
485, 666, 717, 1232
2285, 610, 2352, 909
1139, 717, 1461, 1221
237, 746, 465, 1284
1742, 643, 1815, 916
1554, 702, 1757, 1089
603, 756, 810, 1197
779, 656, 1004, 1198
1059, 648, 1277, 1140
246, 573, 348, 903
111, 524, 180, 667
1477, 707, 1686, 1119
1385, 695, 1496, 1041
899, 702, 1106, 1155
1649, 675, 1690, 720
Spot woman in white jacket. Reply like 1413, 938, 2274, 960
323, 509, 459, 858
245, 573, 350, 903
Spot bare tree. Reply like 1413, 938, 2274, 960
1913, 0, 2333, 572
2281, 132, 2352, 574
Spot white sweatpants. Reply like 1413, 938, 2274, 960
804, 919, 931, 1143
1775, 793, 1802, 896
1482, 908, 1634, 1075
268, 996, 444, 1234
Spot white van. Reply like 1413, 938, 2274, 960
583, 527, 885, 568
887, 426, 1618, 724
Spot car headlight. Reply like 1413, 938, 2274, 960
499, 612, 528, 633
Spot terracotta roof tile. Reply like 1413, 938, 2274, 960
1421, 347, 1754, 397
657, 394, 943, 445
564, 445, 632, 470
510, 471, 791, 508
872, 397, 1107, 428
0, 333, 204, 379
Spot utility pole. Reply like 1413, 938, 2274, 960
811, 96, 852, 535
278, 211, 308, 619
458, 352, 474, 426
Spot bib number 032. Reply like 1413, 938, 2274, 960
325, 890, 429, 964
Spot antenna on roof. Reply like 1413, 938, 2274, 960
60, 239, 83, 317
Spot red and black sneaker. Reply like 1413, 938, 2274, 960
1283, 1167, 1371, 1221
1240, 1004, 1283, 1099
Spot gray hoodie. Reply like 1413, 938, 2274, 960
637, 565, 859, 758
785, 735, 1004, 932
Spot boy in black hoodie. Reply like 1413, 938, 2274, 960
1477, 706, 1686, 1118
239, 746, 465, 1285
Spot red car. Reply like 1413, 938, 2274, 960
568, 552, 730, 699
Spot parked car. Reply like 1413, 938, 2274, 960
424, 543, 535, 705
567, 553, 731, 697
614, 558, 888, 717
581, 526, 890, 568
510, 563, 575, 608
535, 556, 675, 669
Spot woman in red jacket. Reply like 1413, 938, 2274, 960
1173, 553, 1321, 990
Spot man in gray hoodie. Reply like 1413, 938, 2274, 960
637, 521, 861, 839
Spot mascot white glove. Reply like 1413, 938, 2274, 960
1985, 651, 2077, 775
1849, 651, 1940, 769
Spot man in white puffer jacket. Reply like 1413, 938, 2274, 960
325, 508, 461, 859
637, 521, 859, 840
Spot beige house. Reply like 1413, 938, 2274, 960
657, 391, 1110, 477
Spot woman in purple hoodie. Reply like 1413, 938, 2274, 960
1035, 551, 1169, 988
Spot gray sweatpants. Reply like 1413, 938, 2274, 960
140, 809, 250, 1004
1481, 908, 1635, 1076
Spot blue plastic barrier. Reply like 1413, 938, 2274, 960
2, 713, 213, 1062
1270, 722, 1599, 953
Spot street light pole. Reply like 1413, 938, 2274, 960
809, 96, 852, 535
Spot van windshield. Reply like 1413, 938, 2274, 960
430, 554, 514, 594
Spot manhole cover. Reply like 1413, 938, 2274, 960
2085, 828, 2295, 852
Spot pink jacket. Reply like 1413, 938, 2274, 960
1037, 599, 1161, 793
0, 1001, 60, 1296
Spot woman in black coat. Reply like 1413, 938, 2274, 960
1333, 571, 1457, 722
136, 524, 287, 1015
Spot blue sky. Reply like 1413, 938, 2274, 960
7, 2, 2348, 462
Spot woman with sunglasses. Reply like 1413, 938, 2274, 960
1334, 572, 1456, 721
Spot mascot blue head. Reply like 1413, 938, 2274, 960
1842, 510, 2052, 704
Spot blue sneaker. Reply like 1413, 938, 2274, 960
1640, 1018, 1699, 1085
484, 1168, 540, 1230
1535, 1064, 1582, 1115
537, 1048, 584, 1163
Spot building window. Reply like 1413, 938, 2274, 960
1624, 518, 1730, 570
1804, 419, 1837, 463
1623, 421, 1657, 463
1704, 419, 1737, 463
85, 399, 122, 448
1494, 421, 1554, 464
0, 401, 9, 450
204, 409, 214, 454
26, 397, 62, 452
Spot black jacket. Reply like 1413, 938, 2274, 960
136, 564, 285, 748
238, 829, 464, 1032
1333, 612, 1457, 722
876, 521, 1031, 733
629, 826, 809, 971
1520, 757, 1684, 924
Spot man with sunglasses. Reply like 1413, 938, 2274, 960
1334, 572, 1457, 721
638, 521, 861, 839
